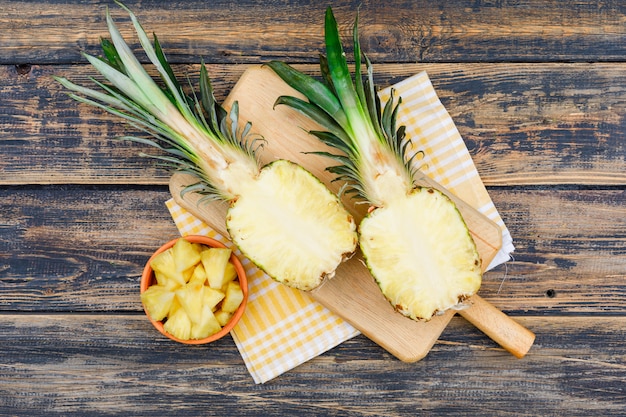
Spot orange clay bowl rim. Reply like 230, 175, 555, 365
140, 235, 248, 344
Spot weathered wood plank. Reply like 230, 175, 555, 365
2, 63, 625, 186
486, 188, 626, 314
2, 0, 626, 65
0, 63, 246, 185
0, 0, 622, 414
0, 186, 178, 312
0, 314, 624, 416
0, 187, 624, 315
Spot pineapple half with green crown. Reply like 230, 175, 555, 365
55, 2, 357, 291
267, 7, 482, 320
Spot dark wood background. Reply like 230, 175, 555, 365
1, 1, 624, 415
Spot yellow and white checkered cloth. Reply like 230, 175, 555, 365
165, 71, 514, 384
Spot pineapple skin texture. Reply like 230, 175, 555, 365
226, 159, 357, 291
359, 187, 482, 321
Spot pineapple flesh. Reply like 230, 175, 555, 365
360, 187, 481, 320
55, 3, 357, 293
227, 160, 356, 291
140, 238, 246, 340
268, 7, 482, 320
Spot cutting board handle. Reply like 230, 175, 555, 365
459, 295, 535, 358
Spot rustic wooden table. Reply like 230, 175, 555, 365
1, 1, 624, 415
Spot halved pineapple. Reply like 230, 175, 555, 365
56, 4, 357, 294
269, 7, 482, 320
359, 188, 481, 320
227, 160, 356, 291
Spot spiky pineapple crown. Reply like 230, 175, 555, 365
55, 1, 264, 203
268, 7, 421, 207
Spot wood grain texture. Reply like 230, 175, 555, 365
0, 0, 624, 414
167, 66, 537, 362
1, 187, 623, 316
0, 186, 178, 311
2, 63, 624, 185
0, 314, 624, 416
2, 0, 626, 64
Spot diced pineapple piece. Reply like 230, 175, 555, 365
215, 310, 233, 327
191, 243, 205, 254
201, 247, 232, 289
151, 249, 185, 289
168, 295, 182, 317
145, 239, 245, 340
188, 263, 207, 286
201, 248, 231, 288
221, 281, 244, 313
181, 267, 195, 284
171, 238, 202, 272
163, 308, 192, 340
175, 282, 205, 324
220, 262, 238, 292
226, 160, 357, 291
141, 284, 175, 322
202, 286, 225, 311
190, 305, 222, 339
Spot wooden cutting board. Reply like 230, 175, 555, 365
170, 66, 534, 361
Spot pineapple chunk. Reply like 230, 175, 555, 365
201, 247, 232, 289
163, 308, 192, 340
141, 284, 175, 322
220, 262, 238, 292
175, 282, 205, 325
144, 238, 245, 340
151, 249, 185, 289
191, 243, 206, 254
181, 267, 195, 284
360, 188, 481, 321
190, 305, 222, 339
171, 237, 202, 272
168, 295, 182, 317
202, 286, 226, 311
215, 310, 233, 327
221, 281, 244, 313
188, 263, 207, 286
266, 8, 484, 320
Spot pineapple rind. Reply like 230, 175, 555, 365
359, 187, 482, 321
226, 160, 357, 291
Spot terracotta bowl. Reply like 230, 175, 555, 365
140, 235, 248, 344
